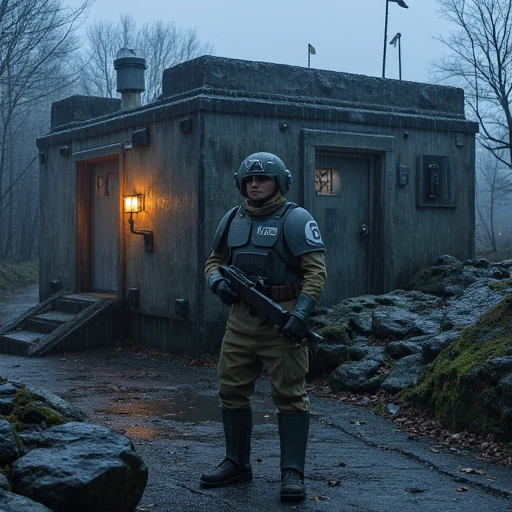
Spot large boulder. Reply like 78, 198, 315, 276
0, 381, 85, 427
307, 343, 350, 380
405, 294, 512, 440
0, 488, 52, 512
0, 419, 22, 464
329, 359, 383, 394
0, 381, 148, 512
12, 422, 148, 512
381, 354, 425, 394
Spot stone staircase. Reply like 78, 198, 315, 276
0, 291, 122, 357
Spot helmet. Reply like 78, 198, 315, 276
234, 152, 292, 197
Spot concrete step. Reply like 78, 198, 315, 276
34, 311, 77, 323
27, 311, 78, 334
3, 330, 42, 343
54, 297, 93, 314
1, 330, 44, 356
25, 311, 76, 334
0, 292, 122, 356
1, 330, 42, 357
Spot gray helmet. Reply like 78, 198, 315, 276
234, 152, 292, 197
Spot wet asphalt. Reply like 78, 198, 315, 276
0, 286, 511, 512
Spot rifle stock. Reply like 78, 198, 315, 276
219, 264, 323, 346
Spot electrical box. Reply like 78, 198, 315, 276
416, 155, 456, 207
397, 164, 409, 187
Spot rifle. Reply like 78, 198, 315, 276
219, 264, 324, 347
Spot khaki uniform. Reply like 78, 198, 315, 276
205, 194, 327, 413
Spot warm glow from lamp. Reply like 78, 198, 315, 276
123, 193, 153, 252
124, 194, 144, 213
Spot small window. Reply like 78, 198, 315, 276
315, 167, 341, 195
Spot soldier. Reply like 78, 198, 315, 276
201, 152, 327, 501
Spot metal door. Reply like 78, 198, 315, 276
306, 150, 373, 305
90, 159, 119, 293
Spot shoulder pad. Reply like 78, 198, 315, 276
212, 206, 240, 252
283, 207, 325, 256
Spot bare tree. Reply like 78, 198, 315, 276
0, 0, 91, 259
433, 0, 512, 253
475, 149, 512, 251
434, 0, 512, 168
78, 15, 214, 103
77, 14, 136, 98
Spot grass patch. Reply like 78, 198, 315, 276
0, 260, 38, 300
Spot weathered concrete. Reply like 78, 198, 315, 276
36, 55, 479, 357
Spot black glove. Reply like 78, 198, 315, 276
216, 279, 239, 306
280, 314, 307, 343
208, 269, 239, 306
280, 292, 317, 343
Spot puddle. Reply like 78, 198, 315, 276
98, 389, 276, 424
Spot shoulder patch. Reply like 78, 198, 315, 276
305, 220, 323, 246
284, 207, 325, 256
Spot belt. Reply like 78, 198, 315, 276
264, 283, 301, 302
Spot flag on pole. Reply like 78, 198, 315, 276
389, 0, 408, 8
308, 44, 316, 55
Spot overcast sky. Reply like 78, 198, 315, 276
80, 0, 454, 85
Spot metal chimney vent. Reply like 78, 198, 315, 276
114, 48, 147, 108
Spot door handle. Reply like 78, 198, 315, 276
360, 223, 369, 238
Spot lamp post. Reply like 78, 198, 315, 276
382, 0, 408, 78
389, 32, 402, 80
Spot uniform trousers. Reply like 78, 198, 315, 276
218, 312, 309, 413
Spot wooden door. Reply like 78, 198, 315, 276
90, 159, 119, 293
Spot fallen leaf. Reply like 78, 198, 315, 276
457, 487, 469, 492
460, 468, 485, 475
328, 480, 340, 486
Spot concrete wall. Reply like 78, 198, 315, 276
37, 56, 478, 356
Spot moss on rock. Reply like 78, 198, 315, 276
405, 294, 512, 441
7, 386, 67, 431
317, 324, 351, 344
405, 260, 463, 297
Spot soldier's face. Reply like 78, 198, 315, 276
245, 175, 277, 201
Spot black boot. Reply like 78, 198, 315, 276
278, 411, 310, 502
200, 407, 253, 488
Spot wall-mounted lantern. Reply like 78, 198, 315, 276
123, 194, 154, 252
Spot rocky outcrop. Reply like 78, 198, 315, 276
308, 256, 512, 440
0, 380, 147, 512
406, 295, 512, 440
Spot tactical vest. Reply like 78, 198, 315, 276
212, 202, 324, 287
